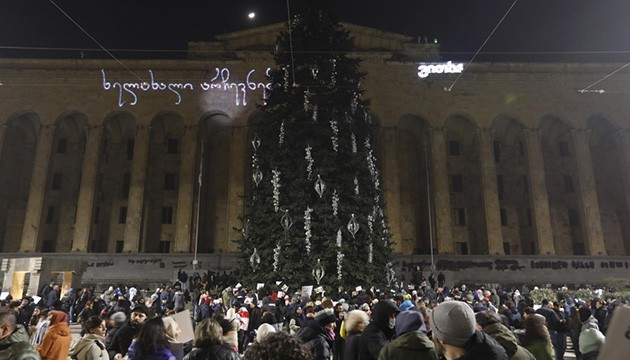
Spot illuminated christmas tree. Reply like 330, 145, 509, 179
236, 1, 392, 292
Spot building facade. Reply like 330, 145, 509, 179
1, 23, 630, 274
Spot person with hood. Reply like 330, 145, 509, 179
287, 305, 304, 336
377, 310, 438, 360
0, 308, 41, 360
358, 300, 399, 360
343, 310, 369, 360
38, 310, 72, 360
578, 307, 605, 360
297, 307, 337, 360
68, 315, 108, 360
474, 311, 535, 360
429, 301, 507, 360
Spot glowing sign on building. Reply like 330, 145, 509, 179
417, 61, 464, 78
101, 67, 272, 107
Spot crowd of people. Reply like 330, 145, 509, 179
0, 271, 621, 360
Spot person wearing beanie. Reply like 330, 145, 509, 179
296, 307, 336, 360
358, 299, 400, 360
578, 308, 605, 360
399, 300, 414, 312
255, 323, 276, 343
105, 311, 127, 349
378, 310, 438, 360
475, 311, 535, 360
429, 301, 507, 360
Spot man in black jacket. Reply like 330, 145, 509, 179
358, 300, 399, 360
429, 301, 507, 360
107, 305, 148, 359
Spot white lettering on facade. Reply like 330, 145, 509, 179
417, 61, 464, 78
101, 67, 272, 107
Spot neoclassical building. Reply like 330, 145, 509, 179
1, 23, 630, 284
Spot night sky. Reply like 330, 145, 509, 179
1, 0, 629, 62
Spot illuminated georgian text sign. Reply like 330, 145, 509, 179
417, 61, 464, 78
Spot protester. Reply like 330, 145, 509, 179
342, 310, 369, 360
358, 300, 399, 360
0, 308, 41, 360
378, 310, 438, 360
474, 311, 535, 360
107, 305, 149, 359
297, 307, 336, 360
30, 309, 50, 347
104, 312, 126, 349
429, 301, 507, 360
243, 332, 313, 360
127, 317, 175, 360
38, 310, 72, 360
68, 315, 109, 360
163, 316, 186, 360
519, 314, 555, 360
578, 306, 605, 360
183, 318, 239, 360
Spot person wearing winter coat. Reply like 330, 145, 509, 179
183, 318, 239, 360
358, 300, 400, 360
429, 301, 507, 360
287, 305, 304, 336
474, 311, 535, 360
38, 310, 72, 360
343, 310, 369, 360
519, 314, 555, 360
578, 307, 605, 360
68, 316, 109, 360
296, 307, 337, 360
377, 310, 438, 360
127, 317, 175, 360
0, 308, 41, 360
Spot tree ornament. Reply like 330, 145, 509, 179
283, 66, 290, 92
242, 219, 250, 240
337, 251, 344, 281
279, 120, 285, 146
365, 137, 380, 189
273, 243, 281, 272
336, 229, 342, 247
351, 91, 358, 114
368, 242, 373, 263
304, 88, 311, 112
314, 175, 326, 198
351, 133, 357, 153
312, 259, 325, 285
312, 66, 319, 79
252, 134, 261, 152
305, 145, 314, 180
347, 213, 360, 238
330, 118, 339, 152
252, 167, 263, 187
271, 169, 281, 212
312, 104, 318, 122
250, 248, 261, 272
354, 177, 359, 195
281, 209, 293, 231
331, 58, 337, 86
332, 190, 339, 216
304, 207, 312, 254
386, 262, 396, 287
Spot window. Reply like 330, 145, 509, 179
500, 208, 508, 226
56, 138, 68, 153
497, 175, 504, 200
159, 241, 171, 253
115, 240, 124, 253
122, 173, 131, 197
558, 141, 570, 157
164, 173, 177, 191
568, 208, 580, 227
52, 172, 63, 190
493, 141, 501, 162
453, 208, 466, 226
449, 141, 461, 156
503, 242, 511, 255
162, 206, 174, 224
451, 175, 463, 192
563, 175, 575, 193
127, 139, 135, 160
527, 209, 533, 226
522, 175, 529, 194
46, 206, 55, 224
167, 138, 179, 154
118, 206, 127, 224
42, 241, 54, 253
456, 242, 469, 255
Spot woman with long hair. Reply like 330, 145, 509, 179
68, 315, 109, 360
520, 314, 555, 360
127, 317, 175, 360
38, 310, 72, 360
183, 318, 239, 360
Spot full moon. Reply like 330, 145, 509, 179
248, 12, 256, 19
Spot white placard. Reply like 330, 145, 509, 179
0, 292, 8, 300
168, 310, 195, 344
256, 283, 265, 290
301, 286, 313, 297
31, 295, 42, 304
597, 305, 630, 360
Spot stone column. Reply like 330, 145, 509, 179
20, 125, 55, 252
380, 127, 405, 253
174, 126, 198, 252
524, 129, 555, 254
477, 128, 504, 255
123, 125, 151, 253
224, 126, 247, 253
430, 128, 454, 254
71, 125, 103, 252
572, 129, 606, 255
